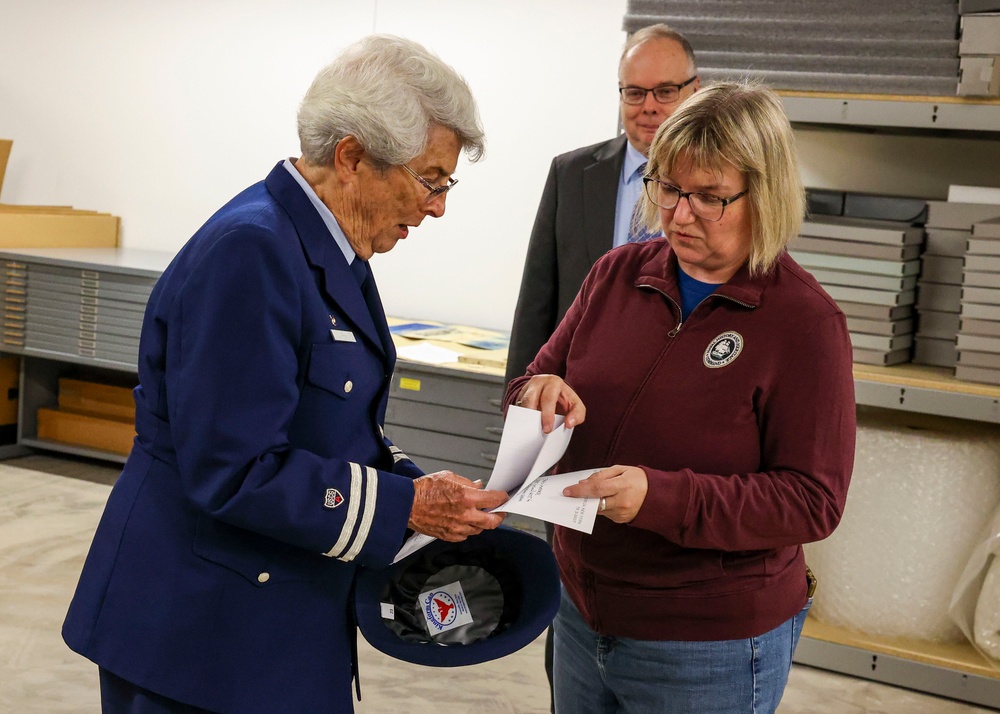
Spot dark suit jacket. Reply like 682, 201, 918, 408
505, 135, 628, 383
63, 162, 423, 713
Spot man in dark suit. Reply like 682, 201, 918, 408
62, 35, 508, 714
504, 24, 699, 711
506, 25, 700, 384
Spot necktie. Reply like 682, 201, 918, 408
627, 161, 659, 244
350, 257, 368, 288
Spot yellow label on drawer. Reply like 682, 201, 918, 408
399, 377, 421, 391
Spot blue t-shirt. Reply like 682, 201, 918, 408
677, 267, 721, 321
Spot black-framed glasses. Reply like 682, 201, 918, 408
400, 164, 457, 202
618, 76, 698, 105
643, 177, 748, 222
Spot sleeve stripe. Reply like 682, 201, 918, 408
324, 462, 364, 558
340, 466, 378, 562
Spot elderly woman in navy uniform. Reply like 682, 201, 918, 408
63, 35, 508, 714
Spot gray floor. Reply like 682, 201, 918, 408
0, 453, 996, 713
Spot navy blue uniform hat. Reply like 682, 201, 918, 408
354, 526, 560, 667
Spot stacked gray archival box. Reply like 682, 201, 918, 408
789, 215, 921, 366
956, 216, 1000, 385
910, 201, 996, 369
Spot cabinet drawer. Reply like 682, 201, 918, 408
402, 452, 493, 484
389, 366, 503, 413
383, 424, 498, 471
385, 398, 503, 443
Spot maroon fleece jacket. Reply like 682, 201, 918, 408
505, 240, 856, 641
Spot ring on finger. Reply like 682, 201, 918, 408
600, 497, 607, 512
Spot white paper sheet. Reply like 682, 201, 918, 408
494, 469, 600, 533
396, 343, 461, 365
393, 405, 599, 562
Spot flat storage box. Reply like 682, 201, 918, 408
959, 55, 1000, 96
925, 228, 971, 257
960, 14, 1000, 55
57, 378, 135, 421
975, 218, 1000, 239
36, 407, 134, 455
926, 201, 1000, 230
0, 206, 119, 248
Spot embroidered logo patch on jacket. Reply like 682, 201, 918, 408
324, 488, 345, 509
704, 331, 744, 368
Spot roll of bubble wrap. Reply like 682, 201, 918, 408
804, 408, 1000, 642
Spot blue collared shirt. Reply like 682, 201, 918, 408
282, 158, 360, 268
612, 142, 649, 248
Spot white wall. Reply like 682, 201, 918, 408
2, 1, 999, 331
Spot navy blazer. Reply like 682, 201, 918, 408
63, 162, 424, 713
505, 135, 627, 383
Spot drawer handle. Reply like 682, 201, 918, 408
479, 452, 498, 463
81, 270, 100, 279
487, 398, 502, 408
485, 426, 503, 435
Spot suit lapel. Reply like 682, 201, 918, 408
582, 135, 628, 266
263, 163, 388, 360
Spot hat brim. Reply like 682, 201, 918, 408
354, 526, 560, 667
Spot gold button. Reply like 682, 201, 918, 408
344, 380, 353, 393
257, 572, 270, 583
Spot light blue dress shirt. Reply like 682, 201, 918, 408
612, 142, 650, 248
282, 158, 360, 267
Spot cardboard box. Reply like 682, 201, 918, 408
961, 301, 1000, 319
852, 347, 911, 366
837, 301, 914, 321
960, 14, 1000, 55
0, 355, 18, 427
916, 282, 962, 313
920, 255, 965, 284
789, 235, 920, 261
791, 251, 919, 277
955, 364, 1000, 385
958, 56, 1000, 97
961, 317, 1000, 336
826, 284, 915, 307
926, 201, 1000, 230
958, 333, 1000, 352
0, 139, 10, 196
974, 218, 1000, 239
963, 270, 1000, 288
851, 332, 913, 352
36, 407, 135, 455
810, 268, 917, 292
957, 350, 1000, 370
0, 206, 119, 248
925, 228, 971, 258
913, 336, 958, 368
846, 316, 914, 336
57, 378, 135, 421
916, 310, 961, 339
799, 217, 923, 246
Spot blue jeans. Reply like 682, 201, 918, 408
552, 589, 811, 714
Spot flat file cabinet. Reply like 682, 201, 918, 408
385, 358, 505, 484
0, 247, 172, 461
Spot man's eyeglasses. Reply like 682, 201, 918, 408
619, 76, 698, 105
400, 164, 457, 202
643, 177, 748, 222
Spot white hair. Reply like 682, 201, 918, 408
297, 35, 485, 169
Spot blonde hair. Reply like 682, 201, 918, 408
638, 81, 805, 275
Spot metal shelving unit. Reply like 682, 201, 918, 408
781, 91, 1000, 708
780, 91, 1000, 134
